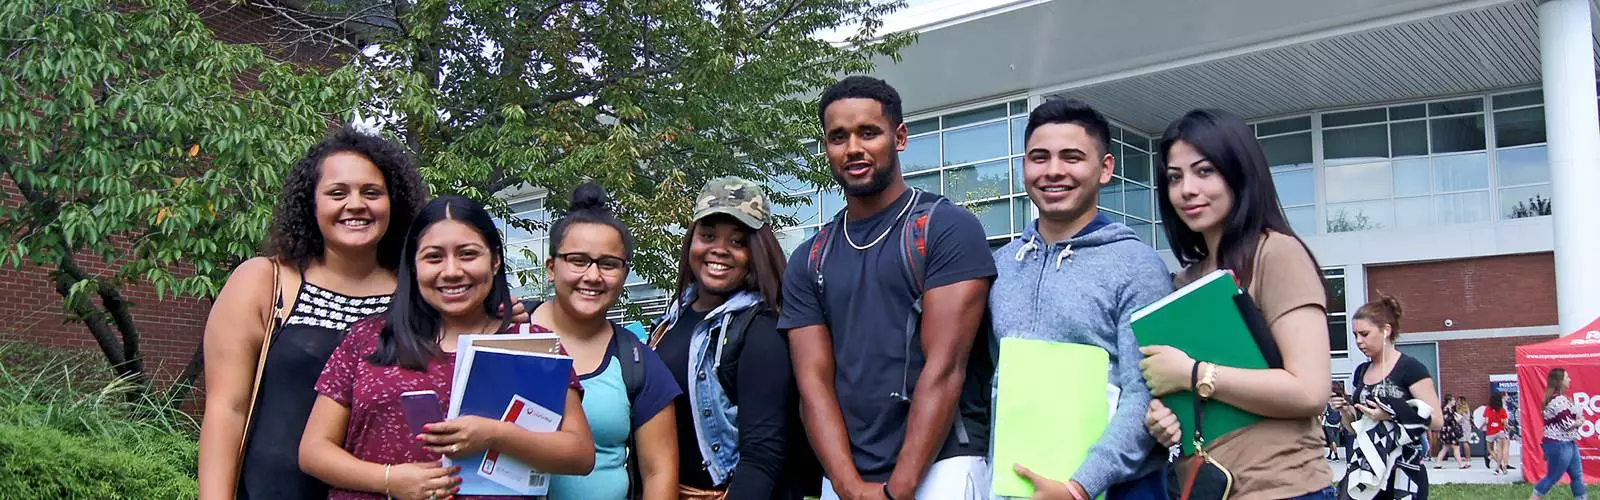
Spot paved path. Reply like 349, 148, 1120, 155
1327, 442, 1525, 485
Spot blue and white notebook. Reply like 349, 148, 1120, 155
448, 335, 573, 497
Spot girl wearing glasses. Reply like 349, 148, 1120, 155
526, 182, 682, 500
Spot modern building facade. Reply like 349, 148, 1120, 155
490, 0, 1600, 407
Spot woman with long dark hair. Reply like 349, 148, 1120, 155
198, 128, 428, 500
300, 195, 595, 499
647, 177, 819, 499
526, 182, 682, 500
1531, 368, 1586, 500
1138, 109, 1335, 499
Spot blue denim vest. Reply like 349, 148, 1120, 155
652, 286, 765, 486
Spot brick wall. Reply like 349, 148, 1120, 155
1435, 334, 1556, 409
0, 2, 350, 387
1365, 252, 1557, 332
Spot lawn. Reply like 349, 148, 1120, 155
1433, 482, 1580, 499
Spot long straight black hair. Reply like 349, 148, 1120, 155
670, 214, 787, 312
1155, 109, 1321, 290
369, 195, 515, 371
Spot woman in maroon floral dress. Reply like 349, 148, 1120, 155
301, 195, 595, 500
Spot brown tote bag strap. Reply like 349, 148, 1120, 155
239, 260, 286, 466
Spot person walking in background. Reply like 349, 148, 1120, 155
1138, 109, 1335, 499
1333, 294, 1442, 500
781, 76, 997, 500
1433, 395, 1468, 469
648, 177, 822, 499
1531, 368, 1586, 500
1325, 382, 1347, 462
1486, 392, 1513, 475
299, 196, 595, 500
990, 99, 1172, 499
197, 128, 429, 500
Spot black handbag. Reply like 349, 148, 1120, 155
1169, 362, 1234, 500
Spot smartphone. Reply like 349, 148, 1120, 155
400, 390, 445, 436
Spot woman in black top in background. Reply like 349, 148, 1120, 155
648, 177, 820, 499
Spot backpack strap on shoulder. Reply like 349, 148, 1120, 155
897, 189, 943, 299
808, 207, 847, 319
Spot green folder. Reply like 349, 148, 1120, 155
991, 338, 1110, 498
1131, 269, 1266, 456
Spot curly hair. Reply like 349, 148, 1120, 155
263, 127, 429, 270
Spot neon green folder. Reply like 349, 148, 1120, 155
1131, 269, 1266, 456
991, 338, 1110, 498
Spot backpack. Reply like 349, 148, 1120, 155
804, 188, 970, 446
712, 305, 770, 407
519, 299, 647, 499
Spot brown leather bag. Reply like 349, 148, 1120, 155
676, 484, 728, 500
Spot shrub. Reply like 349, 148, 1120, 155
0, 341, 197, 498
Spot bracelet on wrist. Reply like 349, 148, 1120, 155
882, 483, 896, 500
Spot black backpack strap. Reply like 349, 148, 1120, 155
808, 208, 845, 320
714, 305, 768, 406
891, 191, 972, 447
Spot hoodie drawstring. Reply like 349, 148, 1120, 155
1014, 236, 1039, 261
1055, 244, 1074, 270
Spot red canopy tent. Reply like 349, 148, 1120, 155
1516, 315, 1600, 484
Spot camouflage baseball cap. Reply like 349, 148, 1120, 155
694, 177, 770, 229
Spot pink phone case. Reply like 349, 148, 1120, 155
400, 390, 444, 436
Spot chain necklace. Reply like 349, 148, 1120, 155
844, 188, 920, 251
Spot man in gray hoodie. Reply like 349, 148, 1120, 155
990, 99, 1173, 500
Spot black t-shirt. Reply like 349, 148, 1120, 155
655, 305, 715, 488
1351, 353, 1431, 462
777, 188, 998, 482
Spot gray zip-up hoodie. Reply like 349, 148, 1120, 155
989, 214, 1174, 496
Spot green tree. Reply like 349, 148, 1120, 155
0, 0, 363, 391
251, 0, 913, 295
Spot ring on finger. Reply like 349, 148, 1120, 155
449, 443, 461, 454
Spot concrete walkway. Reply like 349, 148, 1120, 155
1327, 442, 1525, 485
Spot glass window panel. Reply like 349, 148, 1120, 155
776, 229, 808, 257
505, 244, 539, 271
1124, 131, 1151, 152
942, 122, 1008, 165
1011, 157, 1025, 194
1493, 90, 1543, 109
1128, 221, 1154, 245
1013, 197, 1030, 235
907, 118, 939, 136
1328, 316, 1349, 353
1257, 116, 1311, 136
1395, 196, 1433, 229
1011, 116, 1026, 154
1324, 274, 1346, 314
1433, 153, 1489, 192
1435, 191, 1491, 224
1323, 125, 1389, 162
1154, 222, 1169, 250
504, 215, 547, 243
944, 104, 1008, 128
1498, 145, 1550, 187
1323, 108, 1387, 127
820, 190, 847, 220
1430, 115, 1486, 153
903, 134, 940, 173
1009, 100, 1029, 116
1326, 201, 1393, 232
1391, 121, 1428, 157
1285, 206, 1316, 236
1429, 98, 1484, 116
1393, 158, 1431, 197
1111, 125, 1126, 143
1390, 104, 1427, 120
970, 200, 1011, 237
1325, 162, 1393, 203
1126, 184, 1153, 221
1099, 177, 1124, 214
1273, 168, 1315, 207
769, 170, 810, 194
772, 192, 819, 227
1260, 133, 1313, 170
942, 159, 1010, 202
906, 171, 942, 195
1123, 148, 1152, 185
1501, 184, 1554, 219
1494, 108, 1546, 148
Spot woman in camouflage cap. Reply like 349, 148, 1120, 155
648, 177, 820, 499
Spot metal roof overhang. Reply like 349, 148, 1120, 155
869, 0, 1600, 133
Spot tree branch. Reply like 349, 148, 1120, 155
533, 58, 683, 106
49, 268, 130, 375
58, 254, 144, 378
752, 0, 805, 40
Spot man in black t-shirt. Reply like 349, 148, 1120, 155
778, 76, 997, 500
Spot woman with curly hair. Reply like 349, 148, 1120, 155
198, 127, 429, 500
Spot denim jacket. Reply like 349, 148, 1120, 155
652, 286, 765, 486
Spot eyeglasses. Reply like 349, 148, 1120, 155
556, 252, 628, 276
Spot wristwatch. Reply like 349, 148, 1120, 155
1196, 361, 1218, 399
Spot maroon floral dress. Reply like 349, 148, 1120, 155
315, 317, 580, 499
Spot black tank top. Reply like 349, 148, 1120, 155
237, 272, 391, 499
